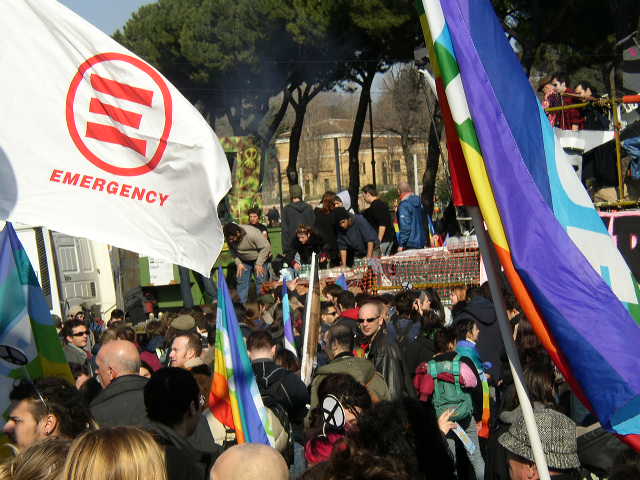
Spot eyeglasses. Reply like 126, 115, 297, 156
324, 311, 337, 316
358, 316, 379, 324
71, 330, 89, 337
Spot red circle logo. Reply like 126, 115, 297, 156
66, 52, 173, 176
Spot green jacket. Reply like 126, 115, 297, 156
308, 353, 390, 416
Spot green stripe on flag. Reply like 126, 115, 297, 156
434, 41, 459, 86
456, 118, 481, 153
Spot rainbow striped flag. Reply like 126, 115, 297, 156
209, 267, 274, 445
419, 0, 640, 449
282, 279, 297, 358
0, 223, 72, 403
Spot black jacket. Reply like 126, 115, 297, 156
146, 421, 212, 480
366, 330, 412, 400
453, 296, 505, 383
281, 201, 315, 253
252, 359, 309, 423
90, 374, 149, 427
284, 233, 325, 266
313, 208, 339, 264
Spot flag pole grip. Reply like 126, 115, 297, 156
468, 206, 551, 480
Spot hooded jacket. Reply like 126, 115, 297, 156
397, 194, 427, 249
453, 295, 505, 383
308, 352, 390, 414
282, 201, 315, 253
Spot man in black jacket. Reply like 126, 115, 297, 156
145, 367, 219, 480
452, 285, 505, 385
357, 299, 412, 400
281, 185, 315, 254
247, 331, 309, 428
92, 340, 148, 427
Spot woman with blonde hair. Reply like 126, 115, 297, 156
0, 438, 69, 480
59, 426, 167, 480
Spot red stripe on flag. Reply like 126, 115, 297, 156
90, 74, 154, 106
435, 78, 477, 207
89, 98, 142, 128
85, 122, 147, 156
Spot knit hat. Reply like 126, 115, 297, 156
333, 207, 350, 223
290, 185, 303, 200
498, 409, 580, 470
170, 314, 196, 331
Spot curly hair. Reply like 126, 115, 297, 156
10, 377, 93, 440
324, 441, 409, 480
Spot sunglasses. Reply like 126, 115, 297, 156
71, 330, 89, 337
358, 316, 379, 324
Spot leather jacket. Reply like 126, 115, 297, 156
367, 330, 411, 400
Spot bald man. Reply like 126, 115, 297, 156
396, 181, 427, 251
210, 443, 288, 480
91, 339, 150, 427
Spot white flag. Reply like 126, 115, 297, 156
0, 0, 231, 276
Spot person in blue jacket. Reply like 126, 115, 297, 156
396, 182, 427, 251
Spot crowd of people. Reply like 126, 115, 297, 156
223, 183, 430, 303
1, 180, 638, 479
2, 272, 639, 480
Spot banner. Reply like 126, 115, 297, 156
0, 0, 231, 276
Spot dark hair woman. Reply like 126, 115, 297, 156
313, 192, 340, 267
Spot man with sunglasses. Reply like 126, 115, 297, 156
62, 319, 93, 375
357, 299, 411, 400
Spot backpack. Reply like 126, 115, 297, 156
428, 355, 473, 422
259, 368, 294, 465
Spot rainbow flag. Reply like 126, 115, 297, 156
209, 267, 274, 445
0, 223, 72, 404
419, 0, 640, 449
282, 279, 297, 358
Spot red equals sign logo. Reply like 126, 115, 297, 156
85, 73, 153, 156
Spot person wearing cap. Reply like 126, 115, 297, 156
334, 207, 380, 267
281, 185, 315, 256
223, 223, 272, 304
499, 409, 582, 480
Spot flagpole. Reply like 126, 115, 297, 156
468, 205, 551, 480
300, 252, 317, 385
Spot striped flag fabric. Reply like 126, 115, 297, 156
0, 223, 72, 414
209, 267, 274, 445
420, 0, 640, 449
282, 279, 298, 358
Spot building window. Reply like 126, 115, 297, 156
324, 178, 330, 192
362, 161, 366, 174
393, 160, 401, 173
304, 179, 311, 197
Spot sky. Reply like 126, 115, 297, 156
59, 0, 154, 34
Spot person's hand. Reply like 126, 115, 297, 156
236, 263, 246, 279
476, 421, 482, 432
438, 409, 456, 435
397, 247, 404, 252
293, 262, 301, 271
287, 278, 298, 291
255, 264, 265, 276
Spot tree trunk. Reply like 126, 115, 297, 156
421, 108, 443, 218
286, 84, 322, 186
258, 85, 293, 153
348, 63, 378, 213
286, 102, 305, 186
400, 134, 414, 190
